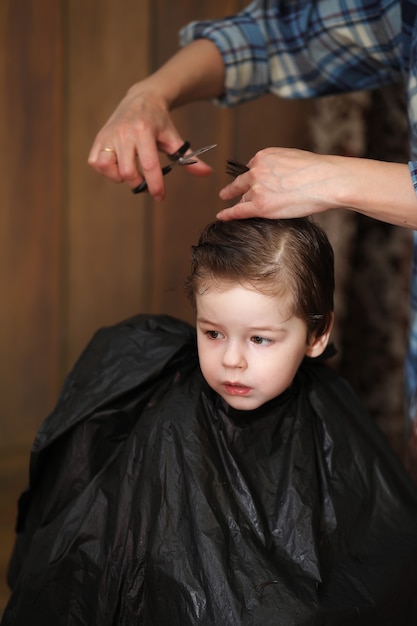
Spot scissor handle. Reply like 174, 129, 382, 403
132, 141, 191, 194
168, 141, 190, 161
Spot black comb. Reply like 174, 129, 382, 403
225, 158, 250, 177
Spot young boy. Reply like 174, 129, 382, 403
185, 217, 334, 413
3, 218, 417, 625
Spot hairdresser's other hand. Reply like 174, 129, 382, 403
218, 148, 340, 219
217, 147, 417, 228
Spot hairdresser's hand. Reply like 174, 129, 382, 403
88, 82, 212, 201
88, 40, 226, 200
218, 148, 345, 220
217, 147, 417, 228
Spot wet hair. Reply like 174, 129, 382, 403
185, 217, 334, 339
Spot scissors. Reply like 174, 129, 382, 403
132, 142, 217, 194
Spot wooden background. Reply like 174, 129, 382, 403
0, 0, 312, 612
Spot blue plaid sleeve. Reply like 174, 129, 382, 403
409, 161, 417, 192
179, 0, 402, 107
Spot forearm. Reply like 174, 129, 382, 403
334, 158, 417, 228
128, 39, 226, 110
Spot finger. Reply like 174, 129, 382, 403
136, 128, 207, 198
216, 200, 256, 221
130, 133, 168, 198
88, 137, 110, 166
183, 160, 213, 177
134, 136, 213, 197
88, 146, 124, 183
120, 132, 187, 195
115, 141, 151, 191
219, 176, 250, 201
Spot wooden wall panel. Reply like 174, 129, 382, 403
0, 1, 64, 610
65, 0, 152, 368
0, 1, 64, 449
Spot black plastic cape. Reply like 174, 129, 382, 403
3, 315, 417, 625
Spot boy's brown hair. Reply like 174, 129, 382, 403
185, 217, 334, 339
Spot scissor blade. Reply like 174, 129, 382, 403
169, 159, 197, 169
179, 143, 217, 164
132, 144, 217, 194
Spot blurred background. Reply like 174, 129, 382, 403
0, 0, 411, 615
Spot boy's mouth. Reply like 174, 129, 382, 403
223, 382, 251, 396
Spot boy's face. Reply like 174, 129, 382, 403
196, 281, 328, 411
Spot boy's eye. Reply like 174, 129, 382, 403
206, 330, 223, 339
251, 335, 272, 345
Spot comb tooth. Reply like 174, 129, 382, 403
225, 164, 239, 177
225, 158, 250, 177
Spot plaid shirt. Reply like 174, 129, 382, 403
181, 0, 417, 430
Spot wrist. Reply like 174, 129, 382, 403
126, 74, 179, 111
331, 157, 417, 228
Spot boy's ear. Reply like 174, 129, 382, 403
305, 313, 334, 358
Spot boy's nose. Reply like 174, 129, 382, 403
222, 342, 246, 369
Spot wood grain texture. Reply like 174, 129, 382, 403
0, 1, 64, 613
65, 0, 151, 368
0, 1, 64, 448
